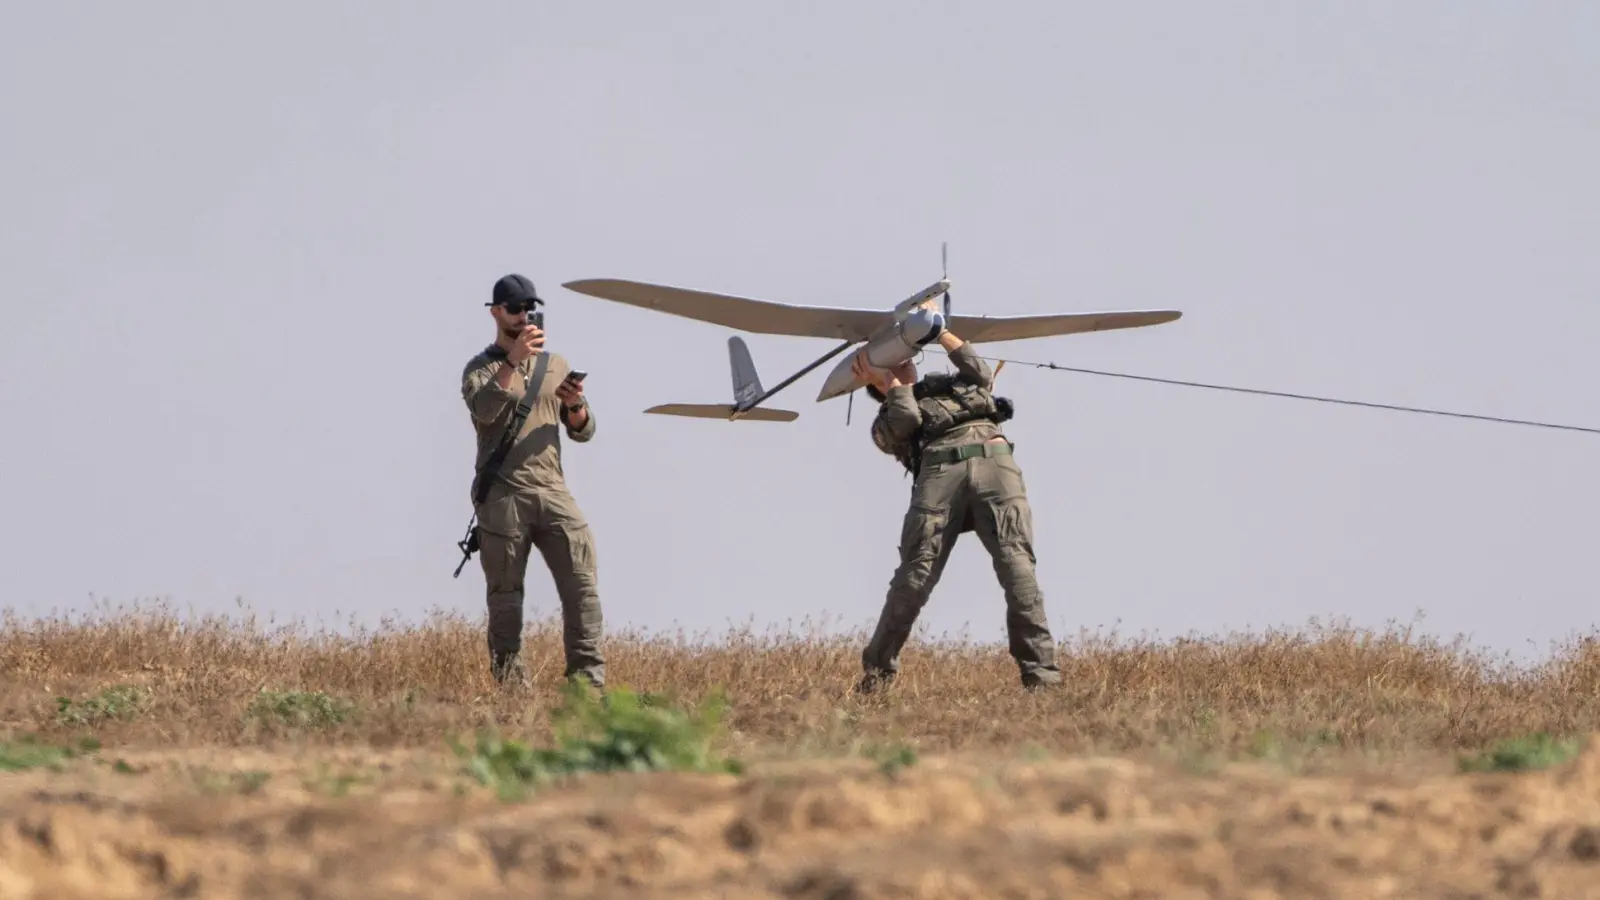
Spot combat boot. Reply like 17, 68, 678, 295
490, 650, 531, 689
854, 668, 895, 695
565, 669, 605, 697
1020, 669, 1062, 693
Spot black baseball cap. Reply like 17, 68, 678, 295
489, 273, 544, 308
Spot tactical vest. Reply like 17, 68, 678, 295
890, 374, 1015, 476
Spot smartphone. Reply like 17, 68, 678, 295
567, 370, 588, 383
527, 310, 544, 330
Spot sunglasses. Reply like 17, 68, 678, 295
490, 300, 541, 314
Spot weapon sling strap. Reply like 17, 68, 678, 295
456, 351, 552, 578
474, 350, 552, 506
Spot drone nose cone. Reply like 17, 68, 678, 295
816, 354, 859, 402
900, 306, 945, 345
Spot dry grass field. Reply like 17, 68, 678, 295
6, 600, 1600, 898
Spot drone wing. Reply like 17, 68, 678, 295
563, 278, 888, 341
946, 309, 1182, 344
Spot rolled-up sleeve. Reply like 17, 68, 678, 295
564, 400, 596, 443
462, 361, 517, 425
947, 341, 993, 389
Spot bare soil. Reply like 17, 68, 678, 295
8, 741, 1600, 898
5, 602, 1600, 898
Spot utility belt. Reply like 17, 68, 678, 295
920, 440, 1013, 467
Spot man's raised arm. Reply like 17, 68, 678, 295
462, 359, 521, 426
938, 330, 993, 390
556, 368, 596, 443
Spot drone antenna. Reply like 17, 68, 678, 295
846, 389, 854, 426
940, 240, 952, 318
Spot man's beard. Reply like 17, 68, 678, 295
500, 323, 523, 340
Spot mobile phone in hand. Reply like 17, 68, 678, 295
567, 370, 587, 383
528, 310, 544, 330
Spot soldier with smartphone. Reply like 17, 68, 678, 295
458, 273, 606, 690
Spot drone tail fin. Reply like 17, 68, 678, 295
729, 335, 764, 406
639, 336, 798, 423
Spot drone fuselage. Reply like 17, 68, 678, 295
814, 303, 945, 401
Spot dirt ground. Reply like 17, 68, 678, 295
9, 606, 1600, 897
6, 739, 1600, 899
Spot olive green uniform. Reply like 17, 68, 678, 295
461, 345, 604, 688
862, 341, 1062, 690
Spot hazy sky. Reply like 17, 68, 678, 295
3, 2, 1596, 661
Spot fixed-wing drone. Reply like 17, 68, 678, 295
561, 246, 1182, 422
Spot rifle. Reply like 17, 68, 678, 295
453, 349, 551, 577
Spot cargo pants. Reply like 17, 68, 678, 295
475, 482, 605, 688
861, 442, 1062, 688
